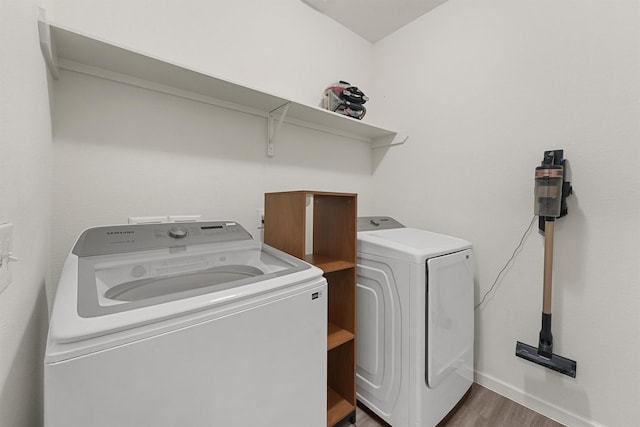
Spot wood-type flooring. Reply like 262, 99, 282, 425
337, 383, 565, 427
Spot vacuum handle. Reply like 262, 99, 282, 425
543, 219, 555, 314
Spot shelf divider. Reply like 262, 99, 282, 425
327, 387, 355, 427
327, 322, 355, 350
304, 254, 355, 273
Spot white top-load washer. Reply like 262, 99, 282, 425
45, 221, 327, 427
356, 217, 474, 427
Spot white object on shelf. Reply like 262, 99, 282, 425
37, 19, 407, 156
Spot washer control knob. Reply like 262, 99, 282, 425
168, 226, 188, 239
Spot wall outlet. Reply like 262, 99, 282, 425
0, 222, 15, 293
256, 209, 264, 229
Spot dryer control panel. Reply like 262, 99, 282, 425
73, 221, 252, 256
357, 216, 405, 232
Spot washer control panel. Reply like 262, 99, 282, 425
168, 226, 189, 239
73, 221, 252, 256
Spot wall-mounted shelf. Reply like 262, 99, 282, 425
38, 20, 408, 157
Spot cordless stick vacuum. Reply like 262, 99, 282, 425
516, 150, 577, 378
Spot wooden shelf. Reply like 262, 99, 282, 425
265, 191, 357, 427
327, 387, 355, 427
39, 21, 407, 151
327, 322, 355, 350
304, 254, 355, 273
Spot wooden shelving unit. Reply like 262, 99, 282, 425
264, 191, 357, 427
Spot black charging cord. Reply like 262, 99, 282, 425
474, 215, 537, 310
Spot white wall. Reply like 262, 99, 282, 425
49, 0, 375, 111
42, 1, 640, 426
48, 1, 377, 288
371, 0, 640, 426
0, 1, 52, 426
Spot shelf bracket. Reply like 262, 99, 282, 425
371, 131, 408, 149
267, 102, 290, 157
37, 9, 60, 80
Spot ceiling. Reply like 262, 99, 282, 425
301, 0, 448, 43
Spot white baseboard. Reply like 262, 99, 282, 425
474, 371, 603, 427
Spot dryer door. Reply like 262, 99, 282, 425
426, 249, 474, 388
356, 254, 404, 417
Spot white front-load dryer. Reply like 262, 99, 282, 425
45, 221, 327, 427
356, 217, 474, 427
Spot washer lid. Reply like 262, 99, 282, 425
103, 264, 264, 302
74, 240, 315, 319
358, 227, 471, 262
48, 224, 324, 349
68, 221, 316, 318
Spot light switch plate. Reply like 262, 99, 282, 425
0, 222, 14, 293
